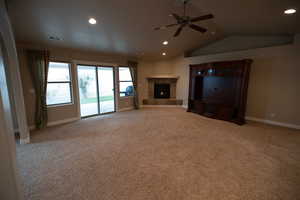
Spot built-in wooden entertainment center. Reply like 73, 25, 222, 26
187, 59, 252, 125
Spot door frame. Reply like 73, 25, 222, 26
76, 64, 116, 118
99, 66, 117, 114
0, 31, 24, 200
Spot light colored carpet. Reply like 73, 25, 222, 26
16, 108, 300, 200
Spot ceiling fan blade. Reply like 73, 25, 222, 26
154, 23, 179, 30
174, 25, 184, 37
189, 24, 207, 33
190, 14, 214, 22
171, 13, 183, 22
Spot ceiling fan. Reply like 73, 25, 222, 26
154, 0, 214, 37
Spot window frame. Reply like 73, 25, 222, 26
118, 66, 133, 98
46, 61, 73, 107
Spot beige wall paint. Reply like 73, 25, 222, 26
17, 39, 300, 127
171, 42, 300, 126
17, 43, 135, 126
118, 97, 134, 110
138, 60, 175, 103
0, 88, 23, 200
0, 42, 23, 200
0, 0, 24, 198
136, 39, 300, 126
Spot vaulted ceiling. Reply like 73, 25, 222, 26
8, 0, 300, 60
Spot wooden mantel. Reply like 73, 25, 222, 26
147, 75, 179, 80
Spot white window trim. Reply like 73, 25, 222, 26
46, 61, 73, 107
118, 67, 133, 98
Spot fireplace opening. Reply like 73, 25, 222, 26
154, 83, 170, 99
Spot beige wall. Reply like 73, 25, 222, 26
0, 0, 24, 199
17, 43, 135, 127
136, 40, 300, 126
17, 40, 300, 127
0, 43, 23, 200
118, 97, 134, 110
138, 60, 175, 103
171, 42, 300, 126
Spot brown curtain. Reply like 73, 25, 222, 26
128, 61, 139, 109
27, 50, 49, 129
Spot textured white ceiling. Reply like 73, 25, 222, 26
8, 0, 299, 60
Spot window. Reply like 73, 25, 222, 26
46, 62, 72, 106
119, 67, 133, 97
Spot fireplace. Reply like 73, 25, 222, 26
143, 76, 183, 105
154, 84, 170, 99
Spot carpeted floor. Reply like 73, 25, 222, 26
16, 108, 300, 200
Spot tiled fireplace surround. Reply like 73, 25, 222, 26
143, 76, 183, 105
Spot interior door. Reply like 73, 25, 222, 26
98, 67, 115, 114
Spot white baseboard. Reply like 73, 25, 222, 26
47, 117, 80, 127
118, 107, 135, 112
20, 137, 30, 144
246, 116, 300, 130
29, 117, 80, 131
141, 105, 183, 108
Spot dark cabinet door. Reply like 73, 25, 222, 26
216, 106, 234, 121
187, 59, 252, 125
194, 100, 204, 114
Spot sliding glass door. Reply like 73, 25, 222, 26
77, 66, 99, 117
98, 67, 115, 114
77, 65, 115, 117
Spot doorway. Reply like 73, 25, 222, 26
77, 65, 115, 117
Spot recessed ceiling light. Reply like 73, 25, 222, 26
163, 41, 169, 45
162, 52, 166, 56
284, 9, 296, 15
89, 18, 97, 24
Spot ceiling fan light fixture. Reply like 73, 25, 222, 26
163, 41, 169, 45
284, 9, 296, 15
162, 52, 166, 56
89, 18, 97, 24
